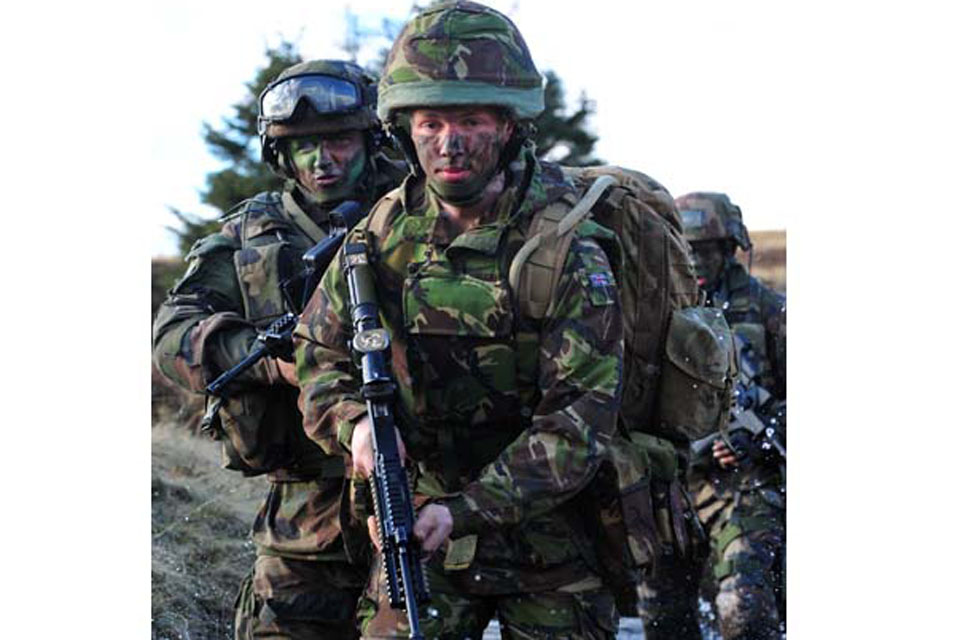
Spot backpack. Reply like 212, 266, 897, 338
509, 165, 738, 444
509, 165, 738, 610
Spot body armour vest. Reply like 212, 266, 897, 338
218, 188, 344, 481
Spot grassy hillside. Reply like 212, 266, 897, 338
740, 230, 786, 293
152, 423, 267, 639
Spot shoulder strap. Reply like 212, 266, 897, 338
364, 186, 403, 240
509, 174, 617, 320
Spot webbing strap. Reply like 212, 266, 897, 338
508, 174, 617, 320
364, 188, 401, 239
281, 191, 328, 244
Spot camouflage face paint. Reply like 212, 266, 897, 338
691, 240, 729, 289
409, 107, 513, 206
288, 131, 368, 203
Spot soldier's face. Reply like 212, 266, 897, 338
409, 107, 514, 204
288, 131, 367, 203
691, 240, 728, 289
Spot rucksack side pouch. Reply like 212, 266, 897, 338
656, 307, 738, 442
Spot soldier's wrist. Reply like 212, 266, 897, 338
331, 402, 369, 454
444, 495, 483, 539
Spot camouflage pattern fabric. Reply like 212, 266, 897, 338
263, 59, 379, 139
358, 552, 617, 639
675, 192, 752, 251
635, 260, 786, 640
293, 146, 623, 634
234, 555, 367, 639
153, 154, 406, 639
377, 0, 544, 121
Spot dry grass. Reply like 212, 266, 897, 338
740, 230, 786, 293
152, 423, 268, 639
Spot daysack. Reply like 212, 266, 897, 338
509, 166, 738, 609
509, 165, 738, 444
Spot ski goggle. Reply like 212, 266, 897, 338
259, 74, 362, 122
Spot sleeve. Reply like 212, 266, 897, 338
445, 235, 623, 538
152, 232, 283, 394
292, 249, 368, 457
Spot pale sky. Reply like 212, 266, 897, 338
150, 0, 851, 256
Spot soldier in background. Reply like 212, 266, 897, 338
292, 2, 629, 637
153, 60, 406, 639
636, 192, 786, 639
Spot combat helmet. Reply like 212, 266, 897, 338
377, 0, 545, 172
258, 60, 380, 178
675, 192, 752, 252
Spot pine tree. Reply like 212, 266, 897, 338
533, 70, 601, 166
167, 42, 303, 256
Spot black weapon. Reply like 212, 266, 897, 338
342, 240, 429, 640
201, 201, 363, 432
296, 200, 364, 311
205, 312, 298, 398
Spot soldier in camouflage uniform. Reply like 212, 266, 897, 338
635, 192, 786, 639
292, 2, 625, 637
153, 60, 407, 639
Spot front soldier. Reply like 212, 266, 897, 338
293, 2, 625, 637
153, 60, 406, 639
635, 192, 786, 639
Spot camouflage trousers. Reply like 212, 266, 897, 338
357, 553, 619, 639
234, 554, 368, 639
635, 468, 785, 640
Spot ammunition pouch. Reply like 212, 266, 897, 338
655, 307, 738, 442
588, 431, 706, 615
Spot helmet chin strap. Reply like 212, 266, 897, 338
385, 121, 423, 178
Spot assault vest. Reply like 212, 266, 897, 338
200, 190, 345, 481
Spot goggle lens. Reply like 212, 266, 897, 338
260, 74, 361, 121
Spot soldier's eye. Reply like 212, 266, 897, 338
292, 140, 318, 153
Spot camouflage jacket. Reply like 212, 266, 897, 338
708, 259, 786, 400
152, 155, 405, 558
294, 149, 624, 592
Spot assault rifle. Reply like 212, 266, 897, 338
342, 240, 430, 639
691, 334, 786, 465
201, 201, 363, 432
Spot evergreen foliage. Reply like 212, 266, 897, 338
167, 43, 303, 255
167, 27, 601, 257
534, 70, 602, 166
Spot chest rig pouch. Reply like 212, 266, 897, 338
400, 223, 532, 491
215, 205, 340, 480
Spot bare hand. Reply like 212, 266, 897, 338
712, 439, 739, 469
413, 503, 454, 555
367, 515, 381, 552
350, 416, 407, 479
275, 358, 299, 386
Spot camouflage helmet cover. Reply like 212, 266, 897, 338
676, 191, 753, 251
377, 0, 545, 122
260, 59, 379, 139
